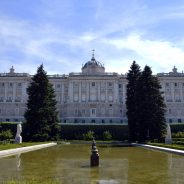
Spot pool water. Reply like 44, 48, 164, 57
0, 144, 184, 184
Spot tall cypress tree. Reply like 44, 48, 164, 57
126, 61, 141, 142
24, 65, 60, 141
136, 66, 166, 142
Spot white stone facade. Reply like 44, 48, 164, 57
0, 58, 184, 125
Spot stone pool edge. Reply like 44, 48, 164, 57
135, 143, 184, 156
0, 142, 57, 158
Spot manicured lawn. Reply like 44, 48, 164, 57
0, 142, 51, 151
5, 180, 60, 184
148, 142, 184, 151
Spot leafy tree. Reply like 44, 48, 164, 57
126, 61, 141, 141
24, 65, 60, 141
136, 66, 166, 142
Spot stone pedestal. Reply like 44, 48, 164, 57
90, 138, 99, 167
15, 136, 22, 144
165, 138, 172, 144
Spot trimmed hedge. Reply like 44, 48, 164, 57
60, 125, 128, 140
0, 122, 17, 135
170, 124, 184, 133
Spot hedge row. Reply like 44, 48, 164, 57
1, 122, 184, 141
60, 125, 129, 140
0, 122, 17, 135
170, 124, 184, 133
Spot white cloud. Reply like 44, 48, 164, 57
101, 33, 184, 73
1, 1, 184, 75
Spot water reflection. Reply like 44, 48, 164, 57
0, 145, 184, 183
167, 154, 184, 184
16, 153, 21, 170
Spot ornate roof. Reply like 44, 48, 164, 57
82, 50, 105, 74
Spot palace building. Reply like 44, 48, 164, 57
0, 54, 184, 124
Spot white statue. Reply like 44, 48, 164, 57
15, 123, 22, 143
165, 123, 172, 144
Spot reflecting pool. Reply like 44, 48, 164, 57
0, 144, 184, 183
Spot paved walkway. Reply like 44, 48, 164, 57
136, 143, 184, 155
0, 142, 57, 158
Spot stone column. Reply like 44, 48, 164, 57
171, 83, 175, 102
79, 81, 81, 103
179, 83, 182, 102
69, 81, 73, 103
98, 81, 100, 102
105, 81, 108, 103
114, 81, 118, 103
87, 81, 89, 101
4, 83, 7, 102
13, 83, 16, 102
61, 83, 64, 103
123, 83, 126, 104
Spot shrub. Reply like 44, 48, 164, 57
103, 131, 112, 140
83, 130, 95, 141
61, 125, 128, 140
0, 130, 13, 141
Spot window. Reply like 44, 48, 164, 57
169, 109, 172, 114
92, 82, 95, 87
0, 97, 3, 102
82, 120, 85, 123
64, 119, 66, 123
175, 83, 178, 87
108, 95, 113, 101
102, 119, 105, 123
109, 108, 113, 116
74, 119, 78, 123
109, 104, 112, 107
166, 83, 169, 87
119, 84, 122, 88
18, 83, 22, 87
178, 119, 182, 123
169, 119, 172, 123
91, 119, 95, 123
110, 119, 112, 123
15, 108, 19, 115
9, 83, 13, 87
121, 120, 123, 123
57, 84, 61, 88
92, 109, 96, 115
108, 82, 113, 87
75, 109, 78, 115
6, 97, 12, 102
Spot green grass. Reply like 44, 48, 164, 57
148, 142, 184, 151
4, 180, 61, 184
0, 142, 52, 151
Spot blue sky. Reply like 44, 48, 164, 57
1, 0, 184, 75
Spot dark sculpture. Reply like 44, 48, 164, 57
90, 138, 99, 167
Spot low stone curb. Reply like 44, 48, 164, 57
0, 142, 57, 158
136, 143, 184, 156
